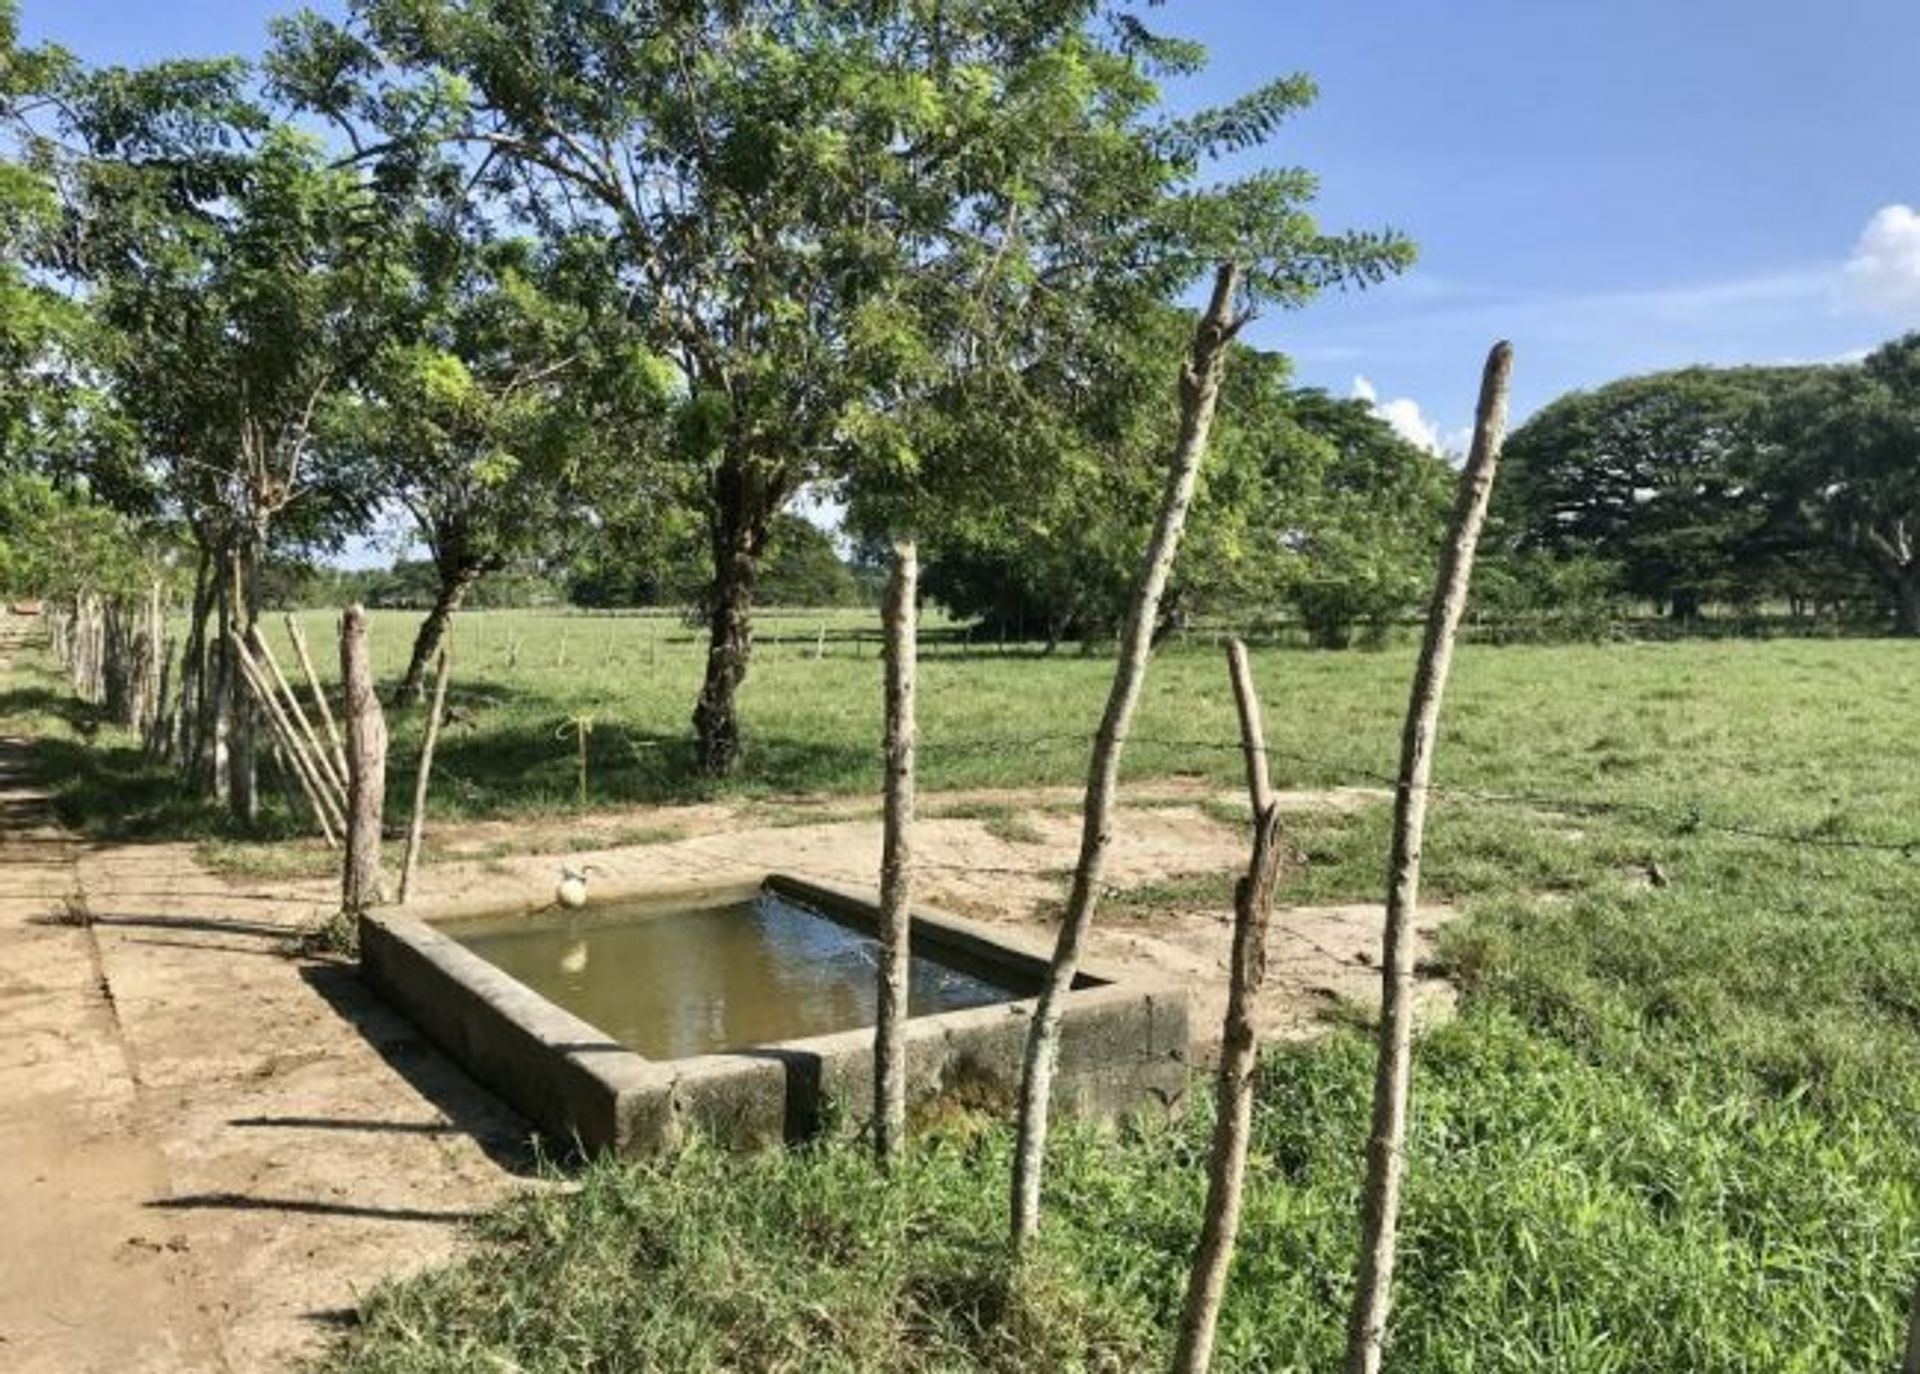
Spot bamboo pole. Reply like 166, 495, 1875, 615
397, 647, 452, 905
1343, 341, 1513, 1374
230, 633, 343, 845
1010, 263, 1247, 1244
285, 613, 348, 784
232, 633, 344, 831
252, 626, 347, 797
1170, 640, 1282, 1374
874, 538, 918, 1162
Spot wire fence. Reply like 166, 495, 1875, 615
885, 726, 1920, 860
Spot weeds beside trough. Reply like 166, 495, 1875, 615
360, 873, 1190, 1155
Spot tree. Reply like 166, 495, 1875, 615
0, 9, 91, 476
1762, 336, 1920, 633
274, 0, 1408, 774
1270, 390, 1453, 648
1496, 366, 1819, 617
35, 56, 407, 811
337, 226, 667, 699
919, 344, 1450, 648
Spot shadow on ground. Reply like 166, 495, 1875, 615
298, 961, 546, 1177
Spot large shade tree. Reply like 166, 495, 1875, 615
29, 52, 407, 811
340, 221, 678, 700
1495, 365, 1820, 617
1761, 335, 1920, 633
272, 0, 1408, 773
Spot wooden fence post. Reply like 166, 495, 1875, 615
340, 606, 387, 913
1344, 341, 1513, 1374
397, 647, 452, 905
874, 538, 918, 1162
1010, 262, 1249, 1244
1170, 639, 1283, 1374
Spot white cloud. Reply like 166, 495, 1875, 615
1351, 375, 1453, 454
1843, 204, 1920, 319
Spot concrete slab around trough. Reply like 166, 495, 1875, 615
361, 873, 1191, 1155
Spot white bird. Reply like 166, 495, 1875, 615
556, 864, 598, 910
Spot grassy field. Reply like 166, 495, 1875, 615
6, 612, 1920, 1367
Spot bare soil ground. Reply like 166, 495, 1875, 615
0, 624, 1453, 1370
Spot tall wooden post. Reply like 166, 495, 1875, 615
1170, 639, 1283, 1374
874, 537, 918, 1162
1010, 262, 1246, 1244
398, 648, 453, 905
340, 605, 387, 913
1344, 342, 1513, 1374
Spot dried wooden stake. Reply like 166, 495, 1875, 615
1011, 263, 1249, 1244
1344, 341, 1513, 1374
253, 626, 347, 798
340, 606, 388, 913
1170, 639, 1280, 1374
230, 633, 342, 845
397, 647, 453, 905
874, 538, 918, 1162
285, 613, 348, 784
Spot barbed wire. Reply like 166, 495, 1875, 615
900, 728, 1920, 860
446, 716, 1920, 864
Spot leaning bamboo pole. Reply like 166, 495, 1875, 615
229, 632, 342, 846
251, 626, 347, 798
285, 613, 348, 785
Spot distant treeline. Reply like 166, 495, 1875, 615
1490, 334, 1920, 634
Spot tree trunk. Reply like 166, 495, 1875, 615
225, 541, 260, 823
397, 563, 482, 704
1010, 263, 1245, 1245
1893, 566, 1920, 636
692, 480, 772, 776
874, 537, 918, 1163
1344, 341, 1513, 1374
210, 571, 232, 806
398, 647, 453, 904
1904, 1271, 1920, 1374
177, 549, 212, 777
340, 605, 388, 913
1170, 639, 1283, 1374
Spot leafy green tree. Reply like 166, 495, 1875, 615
920, 339, 1450, 649
756, 514, 858, 607
273, 0, 1408, 773
1761, 336, 1920, 633
26, 51, 411, 811
1496, 366, 1821, 617
1267, 389, 1453, 648
336, 225, 675, 699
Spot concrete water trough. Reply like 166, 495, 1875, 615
360, 873, 1190, 1155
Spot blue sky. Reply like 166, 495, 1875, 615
22, 0, 1920, 453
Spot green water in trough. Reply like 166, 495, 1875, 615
441, 889, 1020, 1060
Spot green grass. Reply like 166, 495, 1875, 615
9, 618, 1920, 1367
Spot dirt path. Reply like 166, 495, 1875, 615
0, 623, 525, 1371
